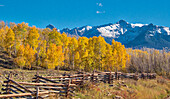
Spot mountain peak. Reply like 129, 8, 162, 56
148, 23, 154, 27
117, 20, 128, 24
46, 24, 55, 30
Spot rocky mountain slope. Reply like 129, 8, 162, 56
47, 20, 170, 49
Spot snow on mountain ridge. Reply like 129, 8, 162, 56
163, 27, 170, 35
78, 26, 92, 33
60, 20, 170, 38
97, 24, 121, 38
59, 20, 170, 49
131, 23, 146, 28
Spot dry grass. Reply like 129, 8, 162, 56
0, 69, 169, 99
74, 77, 170, 99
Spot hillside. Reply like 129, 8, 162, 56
0, 47, 15, 69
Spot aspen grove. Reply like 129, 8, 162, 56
0, 22, 169, 77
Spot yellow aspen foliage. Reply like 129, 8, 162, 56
4, 28, 15, 55
112, 39, 129, 71
48, 29, 63, 46
0, 21, 5, 28
61, 33, 69, 49
61, 33, 69, 68
70, 37, 78, 51
97, 36, 107, 70
86, 38, 95, 71
42, 28, 51, 41
97, 36, 107, 57
9, 22, 16, 29
78, 37, 89, 70
13, 23, 28, 43
74, 51, 80, 69
24, 44, 36, 69
5, 26, 9, 32
13, 23, 28, 55
47, 44, 64, 69
0, 21, 136, 72
75, 51, 80, 59
15, 45, 26, 68
39, 40, 47, 67
91, 36, 100, 69
56, 46, 64, 68
27, 26, 39, 51
104, 44, 114, 71
68, 37, 78, 69
0, 28, 5, 47
17, 45, 25, 57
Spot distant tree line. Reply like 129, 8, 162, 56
127, 48, 170, 78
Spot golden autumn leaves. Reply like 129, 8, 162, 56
0, 21, 130, 71
47, 44, 64, 69
15, 44, 35, 69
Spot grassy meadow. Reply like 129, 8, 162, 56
0, 69, 169, 99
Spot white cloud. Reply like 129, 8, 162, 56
0, 5, 4, 7
99, 3, 103, 7
96, 11, 100, 14
96, 11, 105, 14
96, 3, 103, 7
96, 2, 105, 14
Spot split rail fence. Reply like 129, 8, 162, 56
0, 71, 156, 98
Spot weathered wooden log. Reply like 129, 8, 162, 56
17, 82, 77, 87
8, 88, 19, 94
10, 79, 33, 93
40, 93, 58, 98
1, 88, 8, 91
25, 86, 67, 90
49, 79, 71, 81
10, 85, 26, 93
0, 91, 50, 98
36, 76, 60, 84
42, 74, 92, 79
3, 80, 9, 83
39, 90, 60, 93
32, 79, 47, 83
2, 92, 13, 94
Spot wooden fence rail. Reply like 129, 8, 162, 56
0, 71, 156, 98
0, 91, 50, 98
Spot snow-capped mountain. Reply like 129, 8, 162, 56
51, 20, 170, 49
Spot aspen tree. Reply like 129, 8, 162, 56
15, 45, 26, 69
24, 44, 36, 69
4, 28, 15, 56
27, 26, 39, 51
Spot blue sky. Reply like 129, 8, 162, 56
0, 0, 170, 29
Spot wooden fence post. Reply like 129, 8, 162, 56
66, 80, 71, 98
91, 71, 94, 82
115, 71, 117, 80
82, 73, 85, 85
6, 73, 11, 94
141, 72, 145, 79
35, 72, 39, 83
9, 71, 13, 79
36, 87, 39, 99
109, 71, 111, 84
